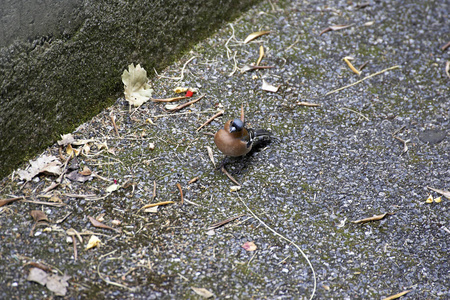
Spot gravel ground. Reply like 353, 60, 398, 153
1, 0, 449, 299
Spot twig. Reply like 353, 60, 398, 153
297, 101, 321, 107
110, 113, 120, 137
342, 107, 369, 121
196, 110, 224, 131
441, 41, 450, 51
151, 96, 187, 103
22, 200, 66, 207
236, 194, 316, 300
166, 95, 205, 112
176, 183, 184, 205
157, 56, 197, 81
97, 257, 137, 291
208, 214, 245, 230
393, 135, 410, 154
221, 166, 240, 186
325, 65, 400, 96
151, 109, 216, 118
151, 180, 157, 202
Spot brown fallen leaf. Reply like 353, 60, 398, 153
0, 197, 23, 207
351, 212, 394, 224
66, 170, 93, 183
176, 183, 184, 205
319, 24, 353, 36
343, 56, 361, 75
31, 210, 49, 223
256, 45, 264, 66
191, 287, 214, 298
244, 30, 271, 44
427, 186, 450, 199
88, 216, 121, 233
381, 290, 411, 300
79, 166, 92, 176
242, 241, 258, 251
188, 177, 199, 184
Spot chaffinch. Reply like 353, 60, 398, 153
214, 118, 272, 158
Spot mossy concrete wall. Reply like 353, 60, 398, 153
0, 0, 259, 178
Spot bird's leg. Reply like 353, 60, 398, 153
216, 156, 230, 170
221, 165, 240, 186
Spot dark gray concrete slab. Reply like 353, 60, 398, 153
0, 0, 448, 299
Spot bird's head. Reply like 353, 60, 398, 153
230, 119, 244, 133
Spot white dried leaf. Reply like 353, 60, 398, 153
57, 133, 75, 146
17, 155, 62, 181
191, 287, 214, 298
262, 79, 280, 93
85, 235, 101, 250
105, 184, 121, 193
122, 64, 154, 107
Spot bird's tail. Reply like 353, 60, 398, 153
253, 129, 272, 139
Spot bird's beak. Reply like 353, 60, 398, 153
229, 126, 237, 133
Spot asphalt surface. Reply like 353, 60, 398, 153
1, 0, 449, 299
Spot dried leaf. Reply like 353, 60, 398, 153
79, 166, 92, 176
105, 184, 121, 193
381, 290, 411, 300
27, 267, 48, 286
343, 57, 361, 75
244, 30, 271, 43
144, 206, 158, 213
425, 195, 434, 203
165, 104, 179, 110
0, 197, 22, 207
17, 155, 62, 181
206, 146, 215, 167
191, 287, 214, 298
242, 241, 257, 251
57, 133, 75, 146
434, 196, 442, 203
85, 235, 101, 250
319, 24, 352, 35
46, 273, 70, 296
66, 170, 93, 183
351, 212, 393, 224
27, 267, 70, 296
428, 185, 450, 199
122, 63, 154, 107
88, 216, 120, 232
174, 87, 189, 93
31, 210, 49, 223
95, 141, 108, 150
188, 177, 199, 184
256, 45, 264, 66
364, 21, 374, 26
230, 185, 241, 192
262, 79, 280, 92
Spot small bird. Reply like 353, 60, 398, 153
214, 118, 272, 158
